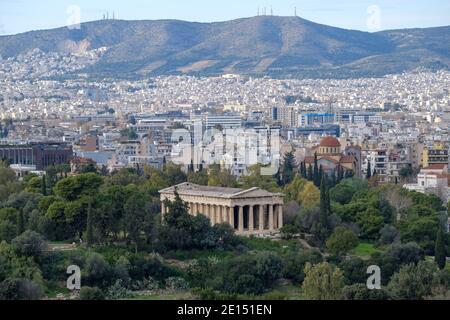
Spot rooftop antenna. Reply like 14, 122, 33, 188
113, 12, 115, 20
271, 6, 273, 16
257, 7, 260, 16
106, 11, 109, 20
294, 7, 297, 17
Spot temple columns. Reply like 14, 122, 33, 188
210, 205, 216, 225
269, 204, 274, 231
161, 202, 166, 216
278, 204, 283, 229
221, 205, 228, 224
229, 206, 234, 229
249, 205, 254, 232
238, 206, 244, 233
259, 204, 264, 231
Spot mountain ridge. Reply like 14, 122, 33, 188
1, 16, 449, 78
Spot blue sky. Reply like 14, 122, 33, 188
0, 0, 449, 35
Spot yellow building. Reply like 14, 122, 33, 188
422, 142, 449, 168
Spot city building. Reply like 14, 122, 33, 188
422, 141, 449, 168
304, 136, 359, 176
0, 142, 73, 170
404, 164, 450, 203
299, 113, 335, 127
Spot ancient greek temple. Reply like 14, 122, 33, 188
159, 182, 284, 235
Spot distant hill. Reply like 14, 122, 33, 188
1, 16, 449, 78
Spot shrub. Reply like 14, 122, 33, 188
0, 278, 44, 300
342, 284, 391, 300
106, 279, 133, 300
79, 287, 105, 300
165, 277, 189, 292
12, 231, 46, 259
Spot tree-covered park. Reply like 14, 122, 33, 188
0, 153, 448, 300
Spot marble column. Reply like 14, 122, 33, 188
205, 204, 210, 221
229, 206, 235, 229
201, 204, 206, 217
238, 206, 244, 233
278, 204, 283, 229
161, 202, 166, 216
249, 205, 254, 232
210, 205, 216, 225
222, 206, 228, 224
269, 204, 274, 231
216, 205, 222, 224
259, 204, 264, 231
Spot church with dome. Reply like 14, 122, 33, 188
304, 136, 362, 177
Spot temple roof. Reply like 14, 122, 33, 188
159, 182, 283, 199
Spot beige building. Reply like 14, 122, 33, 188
159, 182, 284, 235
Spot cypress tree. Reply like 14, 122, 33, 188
304, 162, 308, 179
281, 151, 297, 186
188, 160, 194, 173
318, 165, 324, 186
313, 153, 319, 186
337, 166, 344, 182
366, 161, 372, 179
435, 227, 447, 270
307, 164, 313, 181
317, 174, 331, 242
86, 199, 94, 247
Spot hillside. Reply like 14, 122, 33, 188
0, 16, 449, 78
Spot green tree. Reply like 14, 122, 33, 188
208, 163, 237, 188
280, 152, 296, 186
124, 190, 151, 253
85, 199, 94, 247
366, 161, 372, 179
41, 175, 47, 196
307, 164, 313, 181
330, 178, 368, 205
302, 262, 344, 300
11, 231, 46, 259
79, 287, 105, 300
357, 208, 384, 240
54, 173, 103, 201
342, 284, 391, 300
0, 278, 43, 300
326, 227, 359, 256
387, 261, 437, 300
16, 210, 24, 236
187, 170, 208, 186
434, 227, 446, 270
313, 153, 320, 187
282, 250, 323, 284
284, 176, 319, 208
241, 164, 281, 192
313, 175, 331, 243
